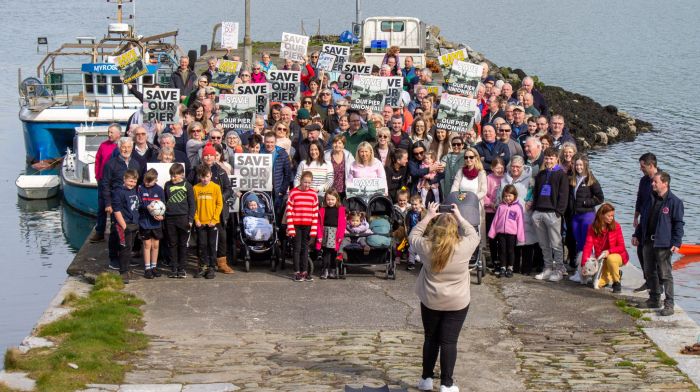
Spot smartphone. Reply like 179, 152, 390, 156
438, 204, 452, 213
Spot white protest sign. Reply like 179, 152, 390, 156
146, 162, 185, 188
436, 93, 478, 134
384, 77, 404, 108
347, 177, 386, 199
280, 32, 309, 62
316, 53, 336, 72
219, 94, 256, 130
322, 44, 350, 72
143, 88, 180, 124
221, 22, 239, 49
230, 153, 273, 191
447, 60, 483, 96
234, 83, 270, 115
438, 48, 468, 84
339, 62, 373, 90
268, 70, 300, 103
350, 75, 387, 113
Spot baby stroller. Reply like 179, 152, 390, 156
339, 195, 397, 279
236, 191, 281, 272
445, 191, 484, 284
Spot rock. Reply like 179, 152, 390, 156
606, 126, 620, 139
18, 336, 54, 353
629, 125, 637, 133
182, 383, 240, 392
118, 385, 182, 392
0, 371, 36, 391
604, 105, 618, 114
595, 132, 608, 145
512, 68, 528, 80
577, 138, 591, 150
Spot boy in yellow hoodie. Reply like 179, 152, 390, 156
193, 164, 223, 279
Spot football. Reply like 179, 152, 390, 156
149, 200, 166, 217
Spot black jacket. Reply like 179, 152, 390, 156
390, 132, 412, 151
532, 166, 569, 217
385, 164, 409, 202
171, 68, 198, 98
568, 177, 604, 215
474, 140, 510, 173
101, 155, 143, 208
163, 180, 196, 223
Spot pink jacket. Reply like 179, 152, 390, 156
484, 173, 504, 213
95, 140, 118, 182
488, 201, 525, 243
316, 206, 346, 251
346, 158, 388, 196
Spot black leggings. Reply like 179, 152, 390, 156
485, 212, 498, 262
515, 244, 538, 274
292, 225, 311, 273
421, 303, 469, 387
497, 233, 517, 268
322, 247, 338, 270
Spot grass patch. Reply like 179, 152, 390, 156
616, 360, 633, 367
4, 273, 147, 392
615, 299, 643, 319
655, 350, 678, 366
641, 317, 652, 322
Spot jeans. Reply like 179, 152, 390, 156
642, 243, 674, 306
421, 303, 469, 387
292, 225, 311, 273
532, 211, 564, 272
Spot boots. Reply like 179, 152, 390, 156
217, 257, 234, 274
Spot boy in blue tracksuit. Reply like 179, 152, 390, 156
112, 169, 140, 284
137, 168, 165, 279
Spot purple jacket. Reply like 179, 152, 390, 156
488, 201, 525, 243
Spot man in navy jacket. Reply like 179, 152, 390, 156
632, 171, 684, 316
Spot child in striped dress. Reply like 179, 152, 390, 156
286, 171, 320, 282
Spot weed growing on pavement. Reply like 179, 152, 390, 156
655, 350, 678, 366
4, 273, 147, 392
615, 299, 642, 319
616, 360, 633, 367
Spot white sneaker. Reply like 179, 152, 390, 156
569, 270, 582, 283
580, 275, 589, 285
592, 278, 600, 290
535, 268, 552, 280
440, 385, 459, 392
417, 377, 433, 390
548, 270, 563, 282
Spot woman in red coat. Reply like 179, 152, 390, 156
581, 203, 629, 292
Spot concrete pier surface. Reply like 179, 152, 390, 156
3, 237, 699, 392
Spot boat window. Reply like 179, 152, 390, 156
84, 74, 94, 94
142, 74, 154, 86
380, 21, 404, 32
96, 75, 108, 95
111, 76, 123, 95
85, 135, 103, 152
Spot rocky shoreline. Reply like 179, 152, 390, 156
430, 29, 654, 150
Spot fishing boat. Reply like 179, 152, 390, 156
17, 0, 182, 164
60, 125, 109, 216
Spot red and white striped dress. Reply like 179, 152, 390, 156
286, 187, 319, 237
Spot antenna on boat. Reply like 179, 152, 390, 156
107, 0, 134, 37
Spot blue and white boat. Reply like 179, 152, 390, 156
18, 1, 181, 164
60, 125, 108, 216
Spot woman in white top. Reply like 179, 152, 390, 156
451, 147, 487, 209
294, 140, 334, 198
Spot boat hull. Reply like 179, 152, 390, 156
679, 244, 700, 256
61, 172, 98, 216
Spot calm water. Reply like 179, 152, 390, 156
1, 0, 698, 364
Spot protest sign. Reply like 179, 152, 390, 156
221, 22, 239, 49
316, 53, 336, 72
143, 88, 179, 124
268, 70, 300, 103
210, 60, 241, 89
230, 153, 273, 191
115, 48, 147, 83
346, 178, 386, 200
219, 94, 256, 130
414, 84, 444, 97
234, 83, 270, 115
280, 32, 308, 62
351, 75, 387, 112
146, 162, 185, 188
339, 62, 373, 90
438, 48, 468, 84
436, 93, 478, 134
321, 44, 350, 72
384, 77, 404, 108
447, 60, 483, 96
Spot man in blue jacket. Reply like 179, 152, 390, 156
633, 171, 684, 316
474, 125, 510, 173
262, 131, 293, 213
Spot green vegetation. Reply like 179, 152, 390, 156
615, 299, 643, 319
616, 360, 633, 367
655, 350, 678, 366
4, 273, 147, 392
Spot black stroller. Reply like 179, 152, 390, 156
445, 191, 484, 284
339, 195, 397, 280
235, 191, 281, 272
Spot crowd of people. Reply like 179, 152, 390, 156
88, 46, 686, 392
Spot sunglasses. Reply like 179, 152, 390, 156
210, 136, 221, 140
414, 150, 425, 155
465, 155, 476, 160
378, 135, 389, 139
276, 127, 287, 131
303, 101, 312, 104
451, 143, 463, 147
192, 129, 202, 133
320, 92, 330, 96
241, 74, 251, 77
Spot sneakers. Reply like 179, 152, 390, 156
407, 263, 416, 271
88, 232, 104, 243
328, 268, 338, 279
204, 268, 216, 279
535, 268, 553, 280
633, 282, 648, 292
193, 267, 205, 279
659, 305, 675, 316
569, 270, 582, 283
440, 385, 459, 392
151, 268, 161, 278
108, 260, 120, 270
177, 270, 187, 279
637, 299, 662, 309
168, 270, 179, 278
120, 272, 130, 284
548, 270, 563, 282
144, 269, 154, 279
303, 271, 314, 282
320, 268, 329, 280
505, 269, 513, 278
417, 377, 433, 391
496, 267, 506, 278
612, 282, 622, 293
293, 272, 304, 282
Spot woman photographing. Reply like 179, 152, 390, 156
411, 202, 480, 392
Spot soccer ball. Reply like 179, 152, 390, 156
149, 200, 166, 217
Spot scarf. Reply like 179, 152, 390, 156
462, 167, 479, 180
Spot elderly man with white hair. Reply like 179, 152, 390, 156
520, 76, 548, 116
153, 132, 191, 174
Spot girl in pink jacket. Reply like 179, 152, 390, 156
488, 185, 525, 278
315, 189, 346, 279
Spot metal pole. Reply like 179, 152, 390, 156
356, 0, 361, 25
244, 0, 252, 70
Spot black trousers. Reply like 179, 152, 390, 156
216, 220, 227, 258
515, 244, 537, 274
197, 225, 218, 268
642, 243, 674, 306
497, 233, 517, 268
485, 212, 498, 263
421, 303, 469, 387
117, 224, 138, 273
292, 225, 311, 273
165, 215, 190, 272
321, 247, 338, 270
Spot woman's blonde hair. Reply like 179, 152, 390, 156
463, 147, 484, 171
355, 141, 374, 165
427, 213, 460, 273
